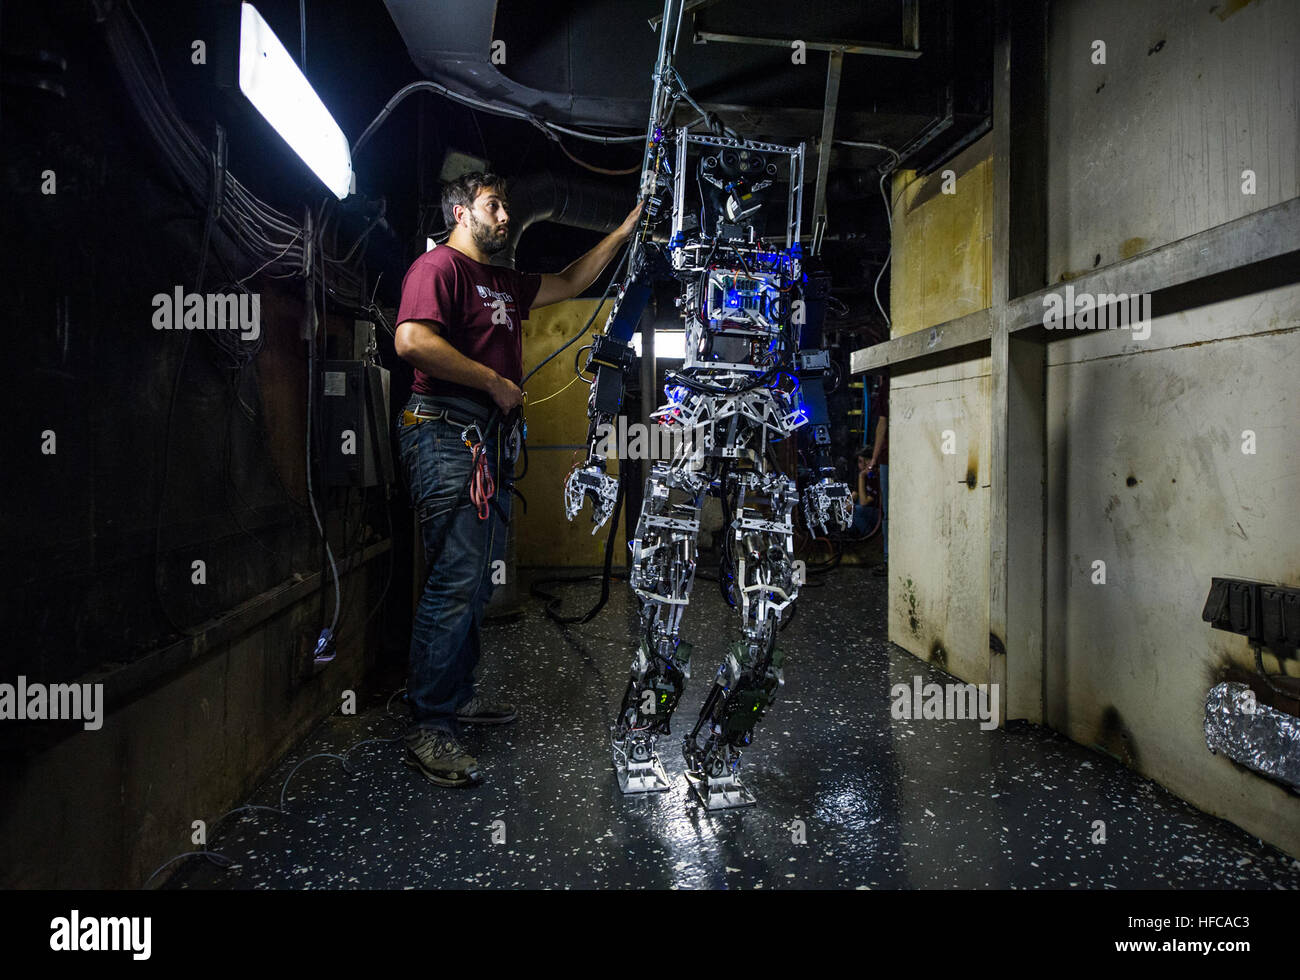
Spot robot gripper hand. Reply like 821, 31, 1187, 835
564, 456, 620, 534
802, 477, 854, 538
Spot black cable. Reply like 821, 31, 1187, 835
1254, 644, 1297, 700
666, 367, 778, 398
143, 851, 237, 888
145, 714, 404, 888
510, 431, 529, 482
530, 474, 626, 625
804, 542, 843, 575
194, 124, 223, 293
326, 199, 387, 266
521, 238, 633, 388
574, 344, 593, 376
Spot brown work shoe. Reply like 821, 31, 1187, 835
404, 729, 482, 787
456, 694, 517, 725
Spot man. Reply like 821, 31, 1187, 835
393, 171, 641, 788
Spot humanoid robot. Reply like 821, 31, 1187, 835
562, 120, 853, 809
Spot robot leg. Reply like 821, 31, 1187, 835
613, 463, 702, 794
682, 472, 798, 809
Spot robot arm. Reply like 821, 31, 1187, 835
563, 257, 658, 533
792, 271, 853, 537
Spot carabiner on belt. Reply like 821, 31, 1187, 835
459, 422, 495, 520
505, 416, 525, 465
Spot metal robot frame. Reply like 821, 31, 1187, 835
563, 120, 852, 809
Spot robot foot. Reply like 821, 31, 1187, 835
684, 770, 757, 810
612, 729, 671, 794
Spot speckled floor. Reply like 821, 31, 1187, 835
166, 565, 1300, 890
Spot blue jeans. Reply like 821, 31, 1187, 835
396, 408, 510, 735
852, 503, 880, 536
851, 464, 888, 556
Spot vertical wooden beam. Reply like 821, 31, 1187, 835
987, 0, 1013, 726
988, 0, 1048, 725
991, 1, 1012, 311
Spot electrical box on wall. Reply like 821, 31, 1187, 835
1203, 577, 1300, 653
319, 361, 394, 487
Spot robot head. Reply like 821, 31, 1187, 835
698, 148, 780, 240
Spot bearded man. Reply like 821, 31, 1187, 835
393, 171, 641, 787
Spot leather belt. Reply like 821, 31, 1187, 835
399, 406, 490, 431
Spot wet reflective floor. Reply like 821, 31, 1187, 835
167, 566, 1300, 889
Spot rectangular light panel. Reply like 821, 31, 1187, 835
238, 3, 353, 200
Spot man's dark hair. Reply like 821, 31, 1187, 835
442, 171, 507, 228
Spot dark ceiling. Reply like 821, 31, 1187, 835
384, 0, 992, 167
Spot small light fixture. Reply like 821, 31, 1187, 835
238, 3, 353, 200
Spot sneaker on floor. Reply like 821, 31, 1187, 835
404, 729, 482, 787
456, 694, 517, 725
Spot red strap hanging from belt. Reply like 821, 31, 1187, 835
466, 439, 496, 520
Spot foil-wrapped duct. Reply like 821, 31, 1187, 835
1204, 682, 1300, 791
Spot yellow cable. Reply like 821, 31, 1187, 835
526, 371, 586, 407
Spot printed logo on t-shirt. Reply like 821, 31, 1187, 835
475, 283, 518, 332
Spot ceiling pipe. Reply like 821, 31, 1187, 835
383, 0, 649, 129
491, 172, 634, 270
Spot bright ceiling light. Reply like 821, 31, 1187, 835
238, 3, 353, 200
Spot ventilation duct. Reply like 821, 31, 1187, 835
491, 172, 632, 269
1205, 683, 1300, 792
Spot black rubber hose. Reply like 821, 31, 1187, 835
532, 473, 626, 625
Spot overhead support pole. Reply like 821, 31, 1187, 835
637, 0, 687, 424
648, 0, 724, 31
811, 49, 844, 257
902, 0, 920, 51
693, 32, 922, 59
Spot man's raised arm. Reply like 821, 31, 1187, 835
532, 200, 643, 309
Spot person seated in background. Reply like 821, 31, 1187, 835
851, 446, 881, 538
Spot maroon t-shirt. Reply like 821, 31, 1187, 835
396, 245, 542, 413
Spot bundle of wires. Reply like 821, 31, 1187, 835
101, 1, 366, 303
